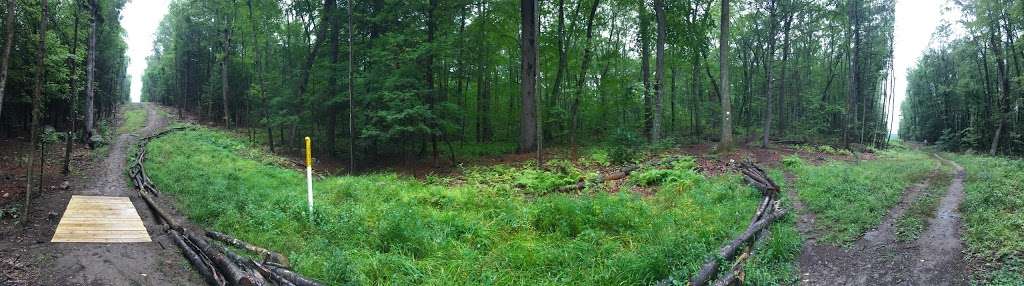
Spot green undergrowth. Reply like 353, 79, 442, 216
117, 104, 147, 134
948, 154, 1024, 285
787, 151, 939, 245
144, 125, 801, 285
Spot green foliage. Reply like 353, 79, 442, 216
608, 129, 643, 165
629, 157, 699, 188
581, 147, 611, 167
781, 155, 804, 169
950, 154, 1024, 285
117, 104, 147, 134
144, 126, 800, 285
792, 151, 938, 244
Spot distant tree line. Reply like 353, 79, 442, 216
900, 0, 1024, 156
126, 0, 897, 167
0, 0, 128, 140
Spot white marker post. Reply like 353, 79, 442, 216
304, 137, 314, 217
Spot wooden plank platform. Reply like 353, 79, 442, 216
52, 196, 151, 243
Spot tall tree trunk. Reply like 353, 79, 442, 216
518, 0, 538, 153
651, 0, 666, 142
221, 3, 233, 128
639, 4, 652, 140
347, 0, 355, 171
719, 0, 733, 150
989, 20, 1011, 155
778, 11, 793, 136
0, 0, 15, 122
85, 0, 98, 146
570, 0, 600, 159
426, 0, 439, 162
63, 2, 81, 175
670, 66, 677, 135
25, 0, 48, 219
762, 0, 777, 148
325, 0, 340, 156
549, 0, 567, 110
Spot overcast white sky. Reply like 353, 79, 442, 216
121, 0, 957, 133
892, 0, 961, 133
123, 0, 170, 103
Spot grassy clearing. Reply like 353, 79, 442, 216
787, 151, 939, 245
117, 104, 147, 134
948, 154, 1024, 285
144, 125, 801, 285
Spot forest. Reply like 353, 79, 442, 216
1, 0, 1023, 285
899, 0, 1024, 156
137, 0, 896, 165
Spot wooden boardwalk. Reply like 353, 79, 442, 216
51, 196, 151, 243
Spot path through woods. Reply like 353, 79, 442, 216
793, 155, 968, 285
0, 104, 200, 284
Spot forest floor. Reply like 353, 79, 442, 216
793, 154, 969, 285
0, 103, 201, 285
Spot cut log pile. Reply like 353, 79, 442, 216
554, 156, 684, 193
128, 127, 324, 286
657, 161, 786, 286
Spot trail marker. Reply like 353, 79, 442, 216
305, 137, 314, 217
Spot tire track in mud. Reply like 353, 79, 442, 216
791, 156, 967, 285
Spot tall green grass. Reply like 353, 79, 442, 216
788, 151, 938, 244
117, 104, 147, 134
949, 154, 1024, 285
144, 125, 800, 285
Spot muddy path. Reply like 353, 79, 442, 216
912, 156, 967, 284
794, 156, 968, 285
0, 103, 201, 285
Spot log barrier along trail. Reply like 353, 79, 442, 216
128, 110, 323, 285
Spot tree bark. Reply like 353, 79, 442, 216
518, 0, 538, 153
85, 0, 98, 146
639, 4, 652, 141
64, 2, 81, 175
651, 0, 666, 142
325, 0, 340, 155
570, 0, 601, 159
24, 0, 47, 219
762, 0, 778, 148
221, 2, 233, 128
719, 0, 733, 150
989, 19, 1011, 155
0, 0, 15, 122
347, 0, 355, 172
549, 0, 567, 110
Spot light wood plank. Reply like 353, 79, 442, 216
52, 195, 151, 243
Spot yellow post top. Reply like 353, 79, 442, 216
304, 137, 312, 167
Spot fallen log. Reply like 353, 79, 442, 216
138, 189, 182, 230
711, 251, 750, 286
170, 229, 226, 286
207, 231, 290, 267
253, 262, 297, 286
264, 264, 325, 286
218, 244, 269, 286
688, 207, 786, 286
187, 231, 258, 286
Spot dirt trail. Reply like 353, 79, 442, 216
1, 103, 200, 285
912, 156, 967, 284
794, 157, 968, 285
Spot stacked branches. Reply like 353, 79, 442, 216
129, 127, 322, 286
658, 162, 786, 286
